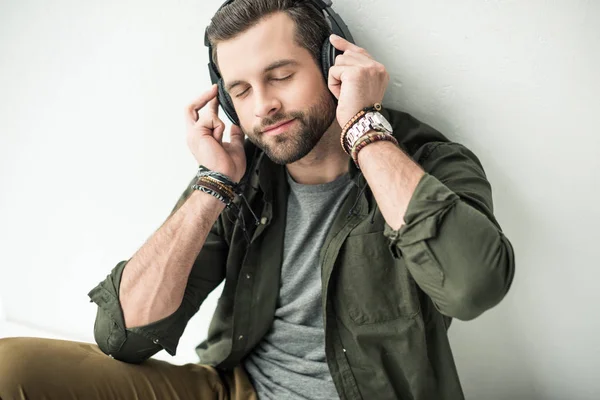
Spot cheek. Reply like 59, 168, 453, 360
231, 104, 252, 133
292, 75, 329, 110
240, 120, 254, 137
233, 98, 264, 133
296, 76, 326, 101
238, 117, 260, 140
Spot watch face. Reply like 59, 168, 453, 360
370, 112, 393, 132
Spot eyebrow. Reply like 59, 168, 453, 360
224, 59, 300, 93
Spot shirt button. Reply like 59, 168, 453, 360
246, 273, 252, 279
238, 335, 244, 341
108, 354, 114, 358
153, 338, 159, 344
343, 348, 347, 353
260, 217, 268, 225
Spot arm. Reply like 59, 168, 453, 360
359, 140, 515, 320
326, 34, 514, 321
88, 178, 229, 363
357, 140, 424, 230
119, 188, 225, 328
88, 85, 247, 363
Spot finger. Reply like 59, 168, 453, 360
334, 52, 373, 68
328, 65, 360, 96
341, 48, 373, 61
329, 34, 371, 57
200, 97, 222, 131
193, 100, 226, 142
207, 94, 220, 116
229, 124, 245, 148
213, 119, 226, 143
185, 84, 218, 127
327, 65, 343, 99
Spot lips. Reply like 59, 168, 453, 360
262, 119, 295, 134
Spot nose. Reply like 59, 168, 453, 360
253, 86, 281, 119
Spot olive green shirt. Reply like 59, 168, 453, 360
89, 107, 515, 400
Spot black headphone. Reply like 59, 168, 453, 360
204, 0, 355, 125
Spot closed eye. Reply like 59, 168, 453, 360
272, 75, 293, 81
234, 75, 294, 98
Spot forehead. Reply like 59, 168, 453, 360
216, 12, 311, 83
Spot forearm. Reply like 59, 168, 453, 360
357, 139, 425, 230
120, 189, 225, 328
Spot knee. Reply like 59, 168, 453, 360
0, 337, 44, 397
0, 337, 35, 374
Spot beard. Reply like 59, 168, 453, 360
242, 89, 337, 165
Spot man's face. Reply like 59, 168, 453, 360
216, 12, 336, 165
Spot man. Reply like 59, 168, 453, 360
0, 0, 515, 399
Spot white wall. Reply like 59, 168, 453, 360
0, 0, 598, 399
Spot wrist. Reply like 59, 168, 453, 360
188, 189, 227, 218
181, 190, 225, 224
192, 165, 239, 209
352, 132, 399, 169
356, 136, 397, 161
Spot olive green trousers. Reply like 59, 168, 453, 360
0, 337, 257, 400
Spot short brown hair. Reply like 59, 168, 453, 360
206, 0, 332, 74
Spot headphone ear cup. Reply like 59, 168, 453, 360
217, 78, 239, 125
321, 39, 340, 103
320, 39, 334, 80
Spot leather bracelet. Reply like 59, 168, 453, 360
350, 132, 399, 169
192, 180, 234, 207
193, 178, 231, 198
199, 176, 236, 199
339, 103, 383, 155
196, 165, 239, 190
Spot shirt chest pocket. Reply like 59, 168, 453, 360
334, 231, 421, 325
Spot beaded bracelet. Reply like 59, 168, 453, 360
196, 165, 239, 191
350, 132, 399, 169
339, 103, 383, 155
191, 165, 239, 206
339, 111, 365, 155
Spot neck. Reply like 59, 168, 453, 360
285, 120, 349, 185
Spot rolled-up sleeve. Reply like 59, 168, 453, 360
384, 143, 515, 321
88, 177, 228, 363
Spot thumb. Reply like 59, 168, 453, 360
229, 124, 245, 148
327, 66, 341, 99
212, 120, 225, 143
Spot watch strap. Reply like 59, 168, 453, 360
342, 110, 393, 154
339, 103, 383, 154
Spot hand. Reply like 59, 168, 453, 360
327, 34, 390, 128
185, 84, 246, 183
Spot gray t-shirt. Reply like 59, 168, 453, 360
243, 169, 354, 400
